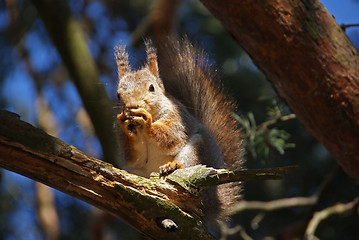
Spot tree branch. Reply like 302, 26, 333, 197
0, 110, 296, 239
200, 0, 359, 184
30, 0, 119, 167
0, 110, 213, 240
304, 197, 359, 240
341, 23, 359, 30
166, 165, 298, 192
226, 196, 318, 216
250, 113, 297, 137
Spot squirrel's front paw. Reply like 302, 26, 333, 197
117, 111, 137, 135
117, 108, 153, 136
159, 161, 184, 176
129, 108, 152, 129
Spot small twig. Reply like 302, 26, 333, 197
226, 165, 341, 235
245, 113, 296, 139
304, 197, 359, 240
251, 211, 266, 230
218, 221, 253, 240
258, 113, 296, 130
341, 23, 359, 30
227, 195, 318, 216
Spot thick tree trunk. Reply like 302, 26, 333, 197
201, 0, 359, 183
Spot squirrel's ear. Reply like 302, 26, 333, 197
114, 44, 130, 80
144, 40, 159, 77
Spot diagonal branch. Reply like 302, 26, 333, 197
0, 110, 212, 240
0, 110, 295, 239
31, 0, 119, 166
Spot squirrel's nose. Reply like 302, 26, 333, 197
124, 105, 139, 110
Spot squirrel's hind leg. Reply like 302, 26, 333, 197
158, 133, 202, 176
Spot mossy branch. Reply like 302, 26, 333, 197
0, 111, 212, 240
166, 165, 298, 192
0, 110, 296, 239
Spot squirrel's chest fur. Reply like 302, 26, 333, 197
127, 129, 175, 177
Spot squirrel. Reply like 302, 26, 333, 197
114, 37, 244, 226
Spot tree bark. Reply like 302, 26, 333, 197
200, 0, 359, 183
0, 111, 212, 240
0, 110, 294, 238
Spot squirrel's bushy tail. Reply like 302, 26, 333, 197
157, 36, 244, 210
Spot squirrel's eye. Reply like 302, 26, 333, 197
148, 84, 155, 92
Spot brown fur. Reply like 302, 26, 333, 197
148, 121, 184, 151
157, 37, 244, 210
115, 37, 244, 225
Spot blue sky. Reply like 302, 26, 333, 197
321, 0, 359, 25
321, 0, 359, 38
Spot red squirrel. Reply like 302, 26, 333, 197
115, 37, 244, 225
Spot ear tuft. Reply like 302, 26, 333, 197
144, 40, 159, 77
114, 44, 130, 79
